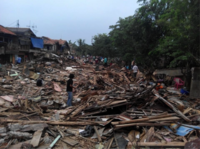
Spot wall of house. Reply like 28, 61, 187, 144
190, 67, 200, 98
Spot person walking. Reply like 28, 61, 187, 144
131, 60, 135, 68
66, 74, 76, 107
132, 64, 138, 78
104, 57, 107, 66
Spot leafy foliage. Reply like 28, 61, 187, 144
71, 0, 200, 70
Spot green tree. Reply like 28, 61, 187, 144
109, 6, 166, 70
138, 0, 200, 88
91, 33, 116, 58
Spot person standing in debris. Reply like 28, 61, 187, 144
104, 57, 107, 66
66, 74, 76, 107
131, 60, 135, 69
132, 64, 138, 78
101, 57, 104, 64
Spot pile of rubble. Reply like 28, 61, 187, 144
0, 53, 200, 149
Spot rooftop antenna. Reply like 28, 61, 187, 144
26, 21, 38, 34
32, 24, 38, 34
27, 21, 31, 28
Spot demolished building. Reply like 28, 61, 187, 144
0, 52, 199, 148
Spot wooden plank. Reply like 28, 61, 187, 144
140, 127, 154, 142
133, 142, 186, 147
149, 116, 180, 121
109, 100, 127, 106
62, 137, 79, 146
67, 104, 87, 120
2, 120, 98, 125
115, 123, 171, 128
30, 129, 43, 147
7, 140, 31, 149
122, 73, 131, 83
112, 113, 175, 125
152, 89, 190, 122
183, 108, 193, 115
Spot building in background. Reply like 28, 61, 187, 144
42, 36, 58, 52
0, 25, 18, 64
0, 25, 69, 64
42, 36, 70, 55
6, 27, 42, 62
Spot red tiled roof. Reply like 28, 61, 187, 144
0, 25, 16, 36
57, 39, 66, 45
43, 37, 67, 45
43, 39, 58, 45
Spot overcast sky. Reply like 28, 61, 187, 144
1, 0, 139, 44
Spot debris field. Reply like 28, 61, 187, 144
0, 53, 200, 149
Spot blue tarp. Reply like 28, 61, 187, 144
164, 124, 200, 136
31, 38, 43, 49
17, 57, 21, 64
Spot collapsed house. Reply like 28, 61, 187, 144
0, 53, 199, 149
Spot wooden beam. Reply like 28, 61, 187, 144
115, 123, 171, 128
2, 119, 98, 126
112, 113, 175, 125
131, 142, 185, 147
30, 129, 43, 147
152, 89, 190, 122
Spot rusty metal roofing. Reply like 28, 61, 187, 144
0, 25, 16, 36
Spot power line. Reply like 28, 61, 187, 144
6, 20, 18, 27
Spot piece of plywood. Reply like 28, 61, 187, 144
62, 137, 79, 146
7, 140, 31, 149
30, 129, 43, 147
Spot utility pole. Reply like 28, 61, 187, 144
17, 20, 19, 34
17, 20, 19, 28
